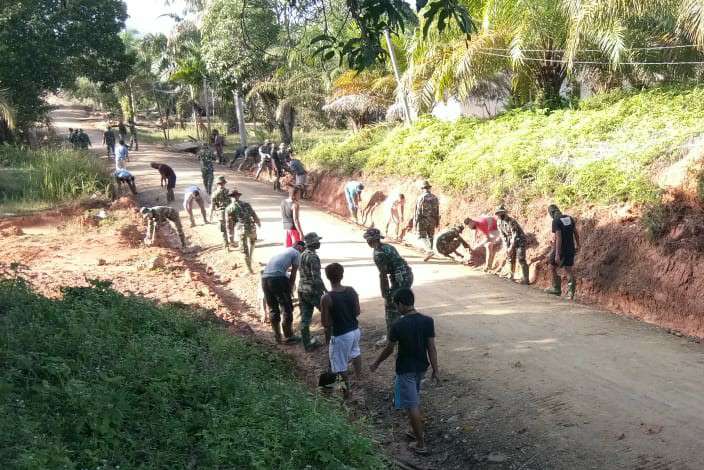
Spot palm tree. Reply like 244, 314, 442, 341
0, 88, 15, 143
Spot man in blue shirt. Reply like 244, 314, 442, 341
261, 241, 306, 344
344, 181, 365, 223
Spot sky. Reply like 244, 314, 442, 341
124, 0, 189, 35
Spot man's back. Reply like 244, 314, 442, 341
390, 312, 435, 374
553, 214, 576, 252
262, 248, 300, 278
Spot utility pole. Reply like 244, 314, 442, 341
384, 29, 413, 125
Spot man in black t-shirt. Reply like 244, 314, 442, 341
371, 288, 439, 456
545, 204, 580, 299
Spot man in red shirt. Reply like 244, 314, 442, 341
464, 215, 501, 271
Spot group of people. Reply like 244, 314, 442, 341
67, 128, 91, 149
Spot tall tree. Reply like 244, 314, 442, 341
0, 0, 131, 129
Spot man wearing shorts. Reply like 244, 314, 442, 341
281, 186, 304, 247
344, 181, 365, 222
321, 263, 362, 396
150, 162, 176, 203
183, 186, 208, 227
545, 204, 580, 299
371, 288, 439, 456
288, 154, 307, 186
261, 242, 305, 344
384, 193, 405, 240
464, 215, 501, 271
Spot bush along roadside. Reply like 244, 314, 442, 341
0, 278, 385, 469
0, 145, 110, 212
300, 86, 704, 207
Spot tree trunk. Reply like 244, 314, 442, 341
189, 84, 199, 140
233, 89, 247, 147
277, 101, 295, 144
127, 80, 136, 121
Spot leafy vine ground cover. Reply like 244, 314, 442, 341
0, 279, 384, 469
302, 87, 704, 206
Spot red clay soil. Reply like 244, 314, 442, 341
305, 170, 704, 339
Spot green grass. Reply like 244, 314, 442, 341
0, 278, 385, 469
0, 146, 110, 214
301, 87, 704, 206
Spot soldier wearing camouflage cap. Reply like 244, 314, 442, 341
364, 228, 414, 346
226, 188, 261, 273
495, 205, 530, 284
198, 142, 216, 195
414, 180, 440, 262
210, 176, 230, 248
298, 232, 326, 351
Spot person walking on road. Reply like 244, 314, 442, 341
298, 232, 326, 351
495, 205, 530, 284
464, 215, 501, 271
545, 204, 580, 299
102, 126, 115, 158
210, 176, 230, 248
183, 186, 208, 227
212, 129, 225, 164
364, 228, 414, 347
115, 140, 129, 170
117, 120, 128, 142
344, 181, 365, 223
198, 143, 216, 195
225, 188, 261, 273
431, 225, 471, 261
128, 119, 138, 150
370, 287, 439, 456
414, 181, 440, 262
281, 186, 304, 247
150, 162, 176, 203
140, 206, 186, 249
261, 242, 305, 344
321, 262, 362, 397
77, 129, 91, 149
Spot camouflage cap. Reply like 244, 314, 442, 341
216, 175, 227, 184
494, 205, 507, 215
304, 232, 323, 246
363, 228, 384, 241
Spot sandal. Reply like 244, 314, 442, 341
408, 441, 429, 456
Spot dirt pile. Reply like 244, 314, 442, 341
305, 170, 704, 338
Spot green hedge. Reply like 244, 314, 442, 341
302, 87, 704, 206
0, 279, 384, 469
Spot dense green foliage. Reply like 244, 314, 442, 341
0, 279, 384, 469
0, 0, 130, 129
0, 146, 110, 212
302, 87, 704, 206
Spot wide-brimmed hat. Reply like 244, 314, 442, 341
216, 176, 227, 184
420, 180, 432, 189
455, 224, 465, 232
304, 232, 323, 246
363, 228, 384, 241
494, 205, 507, 215
229, 188, 242, 198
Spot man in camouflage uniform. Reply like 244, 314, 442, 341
364, 227, 414, 346
298, 232, 326, 351
414, 180, 440, 262
140, 206, 186, 248
198, 143, 216, 195
225, 188, 261, 273
495, 205, 530, 284
433, 224, 471, 261
210, 176, 230, 248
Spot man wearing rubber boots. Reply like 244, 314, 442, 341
545, 204, 580, 299
298, 232, 326, 351
414, 180, 440, 262
210, 176, 230, 248
495, 205, 530, 284
364, 228, 414, 347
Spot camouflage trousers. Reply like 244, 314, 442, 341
417, 225, 435, 252
202, 169, 214, 195
384, 269, 414, 334
239, 230, 257, 271
298, 291, 322, 348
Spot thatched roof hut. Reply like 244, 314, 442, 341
322, 94, 386, 131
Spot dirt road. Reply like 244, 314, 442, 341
49, 107, 704, 469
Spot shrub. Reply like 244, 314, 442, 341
0, 279, 384, 469
301, 86, 704, 207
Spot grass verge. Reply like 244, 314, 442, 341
0, 146, 110, 214
0, 278, 384, 469
300, 87, 704, 207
